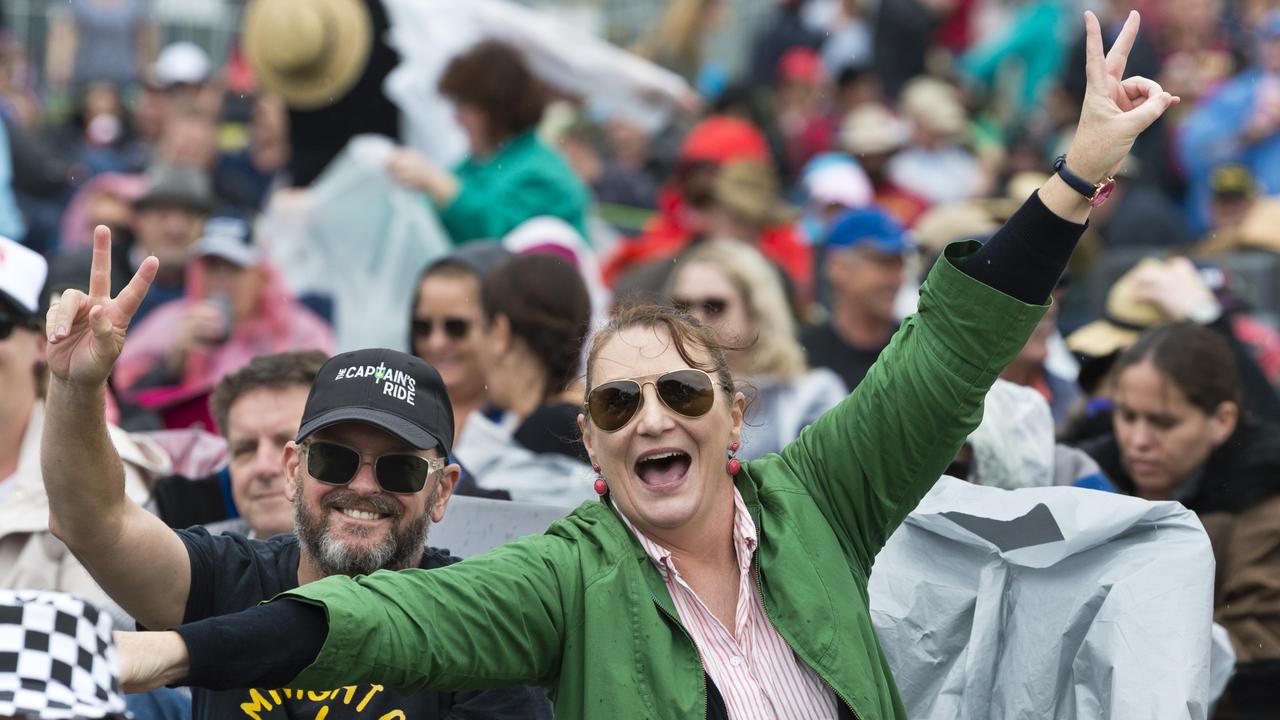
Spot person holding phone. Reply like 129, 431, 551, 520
112, 215, 334, 430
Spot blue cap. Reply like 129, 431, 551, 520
826, 207, 913, 254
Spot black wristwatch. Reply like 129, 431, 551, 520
1053, 154, 1116, 207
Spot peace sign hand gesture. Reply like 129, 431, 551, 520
1065, 10, 1180, 183
45, 225, 159, 388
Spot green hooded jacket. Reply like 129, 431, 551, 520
281, 242, 1046, 719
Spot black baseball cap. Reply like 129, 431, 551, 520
296, 348, 454, 455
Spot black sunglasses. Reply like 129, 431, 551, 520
672, 296, 729, 318
586, 369, 717, 432
411, 316, 472, 341
304, 440, 445, 494
0, 315, 36, 341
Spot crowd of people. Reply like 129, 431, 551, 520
1, 0, 1279, 718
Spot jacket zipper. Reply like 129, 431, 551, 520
752, 555, 861, 720
650, 594, 710, 720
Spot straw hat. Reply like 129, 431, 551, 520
712, 160, 798, 226
1065, 258, 1171, 358
899, 77, 967, 139
242, 0, 372, 110
839, 104, 909, 156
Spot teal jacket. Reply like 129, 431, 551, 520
282, 243, 1046, 719
438, 131, 590, 243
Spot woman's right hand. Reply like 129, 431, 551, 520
46, 225, 158, 389
114, 631, 190, 694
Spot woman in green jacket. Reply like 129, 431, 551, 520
386, 39, 590, 243
54, 12, 1176, 720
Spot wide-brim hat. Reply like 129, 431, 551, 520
1066, 258, 1169, 358
712, 160, 798, 226
242, 0, 372, 110
839, 103, 909, 156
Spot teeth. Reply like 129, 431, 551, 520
640, 451, 685, 463
339, 508, 384, 521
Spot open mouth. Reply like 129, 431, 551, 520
634, 450, 692, 491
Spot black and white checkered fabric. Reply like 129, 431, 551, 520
0, 590, 129, 719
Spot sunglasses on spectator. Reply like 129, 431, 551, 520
303, 440, 446, 494
411, 316, 472, 341
672, 296, 729, 319
0, 315, 36, 341
586, 369, 717, 432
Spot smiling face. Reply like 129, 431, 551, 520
1113, 360, 1237, 500
412, 271, 487, 411
579, 324, 744, 542
283, 421, 458, 579
226, 385, 310, 538
827, 245, 906, 324
671, 261, 751, 369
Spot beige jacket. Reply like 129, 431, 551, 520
0, 402, 171, 616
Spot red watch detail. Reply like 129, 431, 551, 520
1090, 178, 1117, 207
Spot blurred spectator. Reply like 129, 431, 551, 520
959, 0, 1068, 126
1000, 297, 1081, 428
52, 82, 145, 176
386, 40, 588, 243
207, 351, 328, 538
113, 216, 334, 431
801, 207, 911, 391
1179, 11, 1280, 230
833, 63, 883, 117
410, 245, 510, 444
1155, 0, 1236, 112
455, 253, 595, 504
43, 0, 156, 91
559, 118, 658, 210
1194, 165, 1280, 256
797, 152, 874, 245
154, 109, 218, 174
774, 47, 838, 176
704, 159, 811, 300
887, 77, 986, 205
807, 0, 872, 76
838, 103, 929, 226
0, 114, 25, 240
873, 0, 954, 99
1086, 166, 1197, 248
214, 95, 289, 212
670, 239, 845, 459
0, 237, 168, 618
56, 172, 144, 253
1076, 323, 1280, 718
604, 115, 771, 286
633, 0, 727, 85
748, 0, 824, 89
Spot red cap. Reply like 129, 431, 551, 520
678, 116, 770, 165
777, 47, 825, 84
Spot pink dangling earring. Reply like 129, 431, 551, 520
592, 464, 608, 495
725, 442, 741, 476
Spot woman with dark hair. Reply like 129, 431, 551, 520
1078, 322, 1280, 716
386, 40, 589, 243
454, 252, 596, 504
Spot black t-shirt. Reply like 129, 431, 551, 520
178, 527, 553, 720
800, 322, 892, 393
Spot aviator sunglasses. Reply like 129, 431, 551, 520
411, 316, 472, 341
586, 369, 718, 432
303, 440, 446, 494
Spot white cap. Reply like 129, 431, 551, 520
0, 236, 48, 319
805, 162, 873, 209
152, 41, 212, 88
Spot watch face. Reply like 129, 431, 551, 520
1090, 179, 1117, 207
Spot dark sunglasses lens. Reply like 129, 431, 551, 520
443, 318, 470, 340
375, 454, 431, 494
657, 370, 715, 418
411, 319, 432, 338
0, 319, 14, 340
588, 381, 642, 432
703, 299, 727, 317
307, 442, 361, 485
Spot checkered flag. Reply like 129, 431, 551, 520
0, 590, 129, 719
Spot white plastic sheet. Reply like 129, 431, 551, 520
871, 478, 1217, 719
258, 135, 450, 353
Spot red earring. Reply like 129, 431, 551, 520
593, 463, 607, 495
726, 442, 741, 476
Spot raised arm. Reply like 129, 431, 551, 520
775, 11, 1179, 568
43, 226, 193, 630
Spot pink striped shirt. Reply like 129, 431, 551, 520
619, 489, 839, 719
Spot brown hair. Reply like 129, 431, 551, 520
1111, 322, 1242, 415
585, 305, 736, 407
210, 350, 328, 436
484, 254, 592, 400
438, 40, 548, 145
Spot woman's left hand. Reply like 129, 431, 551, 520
1064, 10, 1180, 182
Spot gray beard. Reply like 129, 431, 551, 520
293, 485, 435, 577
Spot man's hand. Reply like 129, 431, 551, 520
1130, 257, 1220, 322
113, 631, 190, 694
1065, 11, 1180, 182
46, 225, 158, 388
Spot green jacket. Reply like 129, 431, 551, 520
438, 131, 590, 243
282, 243, 1046, 719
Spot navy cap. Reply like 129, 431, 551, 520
826, 207, 914, 254
297, 348, 454, 455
